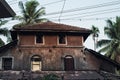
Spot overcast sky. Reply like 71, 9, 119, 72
5, 0, 120, 50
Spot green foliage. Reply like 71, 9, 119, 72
0, 20, 8, 26
91, 25, 100, 50
42, 73, 60, 80
13, 0, 47, 27
0, 19, 11, 46
0, 38, 5, 46
97, 16, 120, 60
91, 25, 100, 39
97, 17, 120, 75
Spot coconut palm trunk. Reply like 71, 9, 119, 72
91, 25, 99, 51
97, 16, 120, 75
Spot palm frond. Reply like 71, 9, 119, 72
98, 43, 110, 53
26, 0, 39, 17
106, 19, 114, 28
97, 16, 120, 62
34, 7, 45, 19
6, 33, 12, 43
97, 39, 111, 48
13, 23, 26, 28
104, 26, 116, 39
14, 0, 46, 26
91, 25, 99, 33
0, 38, 5, 47
35, 18, 48, 23
12, 16, 24, 21
19, 1, 26, 15
0, 28, 9, 36
0, 20, 8, 27
110, 51, 116, 60
19, 1, 30, 23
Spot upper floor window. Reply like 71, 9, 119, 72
36, 34, 44, 44
58, 35, 67, 44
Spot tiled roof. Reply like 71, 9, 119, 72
0, 40, 17, 53
13, 22, 91, 33
85, 48, 120, 68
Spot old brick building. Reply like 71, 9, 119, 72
6, 22, 91, 71
0, 22, 120, 80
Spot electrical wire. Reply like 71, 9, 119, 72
7, 0, 120, 22
41, 0, 64, 6
49, 17, 116, 22
9, 0, 64, 14
9, 0, 120, 15
43, 7, 120, 19
8, 0, 120, 16
7, 0, 17, 3
8, 0, 64, 6
46, 0, 120, 16
58, 0, 66, 22
7, 16, 116, 25
8, 0, 26, 5
49, 9, 120, 21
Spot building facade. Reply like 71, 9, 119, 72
0, 22, 91, 71
0, 22, 120, 80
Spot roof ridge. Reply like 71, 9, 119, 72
13, 21, 91, 31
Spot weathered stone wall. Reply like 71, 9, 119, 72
85, 50, 101, 70
0, 71, 105, 80
12, 47, 85, 71
0, 34, 87, 71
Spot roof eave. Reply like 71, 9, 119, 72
0, 40, 17, 53
85, 48, 120, 68
0, 0, 16, 18
11, 29, 91, 41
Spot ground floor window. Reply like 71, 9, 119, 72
64, 55, 74, 71
2, 57, 12, 70
31, 55, 42, 71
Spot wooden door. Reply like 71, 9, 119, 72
64, 56, 74, 71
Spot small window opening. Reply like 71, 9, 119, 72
2, 58, 12, 70
59, 35, 66, 44
36, 34, 43, 44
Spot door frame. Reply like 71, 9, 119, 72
64, 55, 75, 71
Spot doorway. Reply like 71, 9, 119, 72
64, 55, 74, 71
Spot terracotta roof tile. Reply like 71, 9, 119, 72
85, 48, 120, 68
13, 22, 91, 33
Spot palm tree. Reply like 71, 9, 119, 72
91, 25, 100, 51
0, 19, 10, 46
13, 0, 47, 27
97, 17, 120, 60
